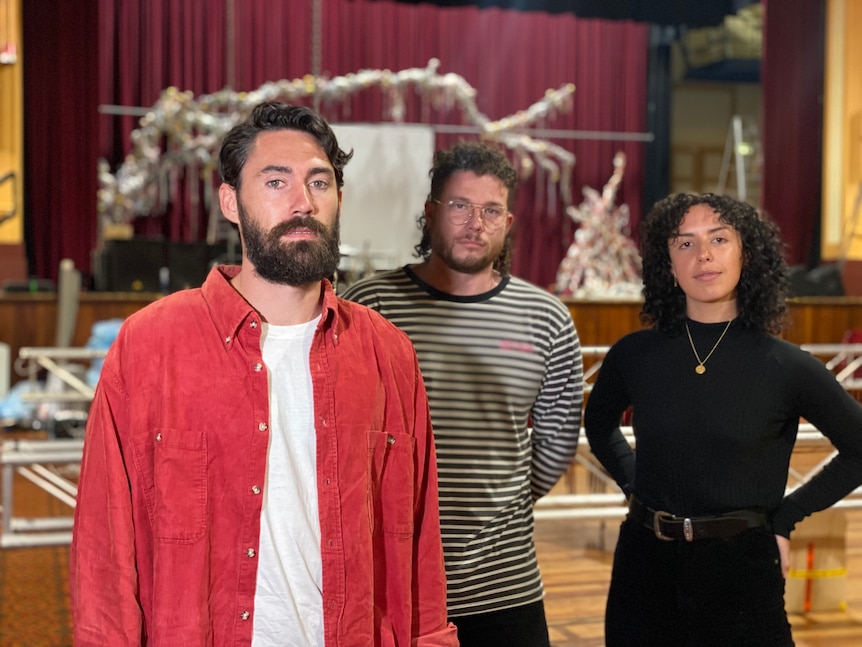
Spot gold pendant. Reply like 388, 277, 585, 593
695, 364, 706, 375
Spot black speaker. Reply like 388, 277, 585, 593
167, 242, 208, 292
94, 238, 165, 292
168, 241, 232, 291
94, 239, 235, 292
806, 265, 845, 296
787, 264, 845, 297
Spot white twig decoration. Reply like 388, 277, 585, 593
98, 59, 575, 227
555, 152, 643, 299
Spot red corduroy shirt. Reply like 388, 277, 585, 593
70, 266, 457, 647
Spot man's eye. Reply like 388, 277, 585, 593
266, 179, 284, 188
484, 207, 504, 218
310, 180, 329, 190
450, 202, 470, 212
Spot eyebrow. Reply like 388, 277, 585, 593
675, 225, 731, 238
258, 164, 334, 180
307, 166, 335, 180
448, 196, 505, 207
259, 165, 292, 175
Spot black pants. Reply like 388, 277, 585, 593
450, 599, 551, 647
605, 518, 794, 647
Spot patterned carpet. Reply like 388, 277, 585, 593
0, 543, 72, 646
0, 431, 73, 646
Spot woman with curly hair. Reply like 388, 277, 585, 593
585, 193, 862, 646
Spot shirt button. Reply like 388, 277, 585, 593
258, 422, 268, 432
155, 432, 162, 442
253, 363, 263, 372
240, 611, 250, 620
324, 478, 331, 486
321, 418, 327, 427
246, 548, 256, 558
250, 320, 258, 328
224, 336, 231, 344
251, 485, 261, 495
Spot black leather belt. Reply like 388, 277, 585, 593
629, 497, 769, 542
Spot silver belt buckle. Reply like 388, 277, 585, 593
652, 510, 675, 541
653, 511, 695, 542
683, 517, 694, 542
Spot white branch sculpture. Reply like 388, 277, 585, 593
97, 59, 576, 229
555, 152, 643, 299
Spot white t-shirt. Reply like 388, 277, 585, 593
252, 317, 323, 647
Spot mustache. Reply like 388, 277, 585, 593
270, 216, 329, 239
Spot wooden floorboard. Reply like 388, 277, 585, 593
535, 517, 862, 647
2, 465, 862, 645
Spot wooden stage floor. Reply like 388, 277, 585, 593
535, 517, 862, 647
2, 470, 862, 645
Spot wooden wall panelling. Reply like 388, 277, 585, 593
0, 292, 159, 386
4, 293, 862, 388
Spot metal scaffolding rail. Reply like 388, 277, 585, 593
1, 439, 82, 548
3, 343, 862, 547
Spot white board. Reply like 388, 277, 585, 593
332, 123, 434, 271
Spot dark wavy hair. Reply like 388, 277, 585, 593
413, 141, 517, 276
640, 192, 789, 335
218, 101, 353, 190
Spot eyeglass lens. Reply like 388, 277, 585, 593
440, 200, 506, 228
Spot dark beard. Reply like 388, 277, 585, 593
238, 202, 341, 286
436, 235, 502, 275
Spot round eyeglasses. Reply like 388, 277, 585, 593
432, 199, 508, 230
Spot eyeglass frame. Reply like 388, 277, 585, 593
430, 199, 510, 230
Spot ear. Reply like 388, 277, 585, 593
219, 183, 239, 225
504, 211, 515, 234
424, 200, 436, 224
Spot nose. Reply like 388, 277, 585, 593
291, 183, 314, 215
698, 246, 712, 262
466, 206, 487, 229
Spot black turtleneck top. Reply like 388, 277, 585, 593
584, 318, 862, 537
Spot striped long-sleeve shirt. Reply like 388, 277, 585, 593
342, 266, 584, 617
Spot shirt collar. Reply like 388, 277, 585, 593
202, 265, 344, 347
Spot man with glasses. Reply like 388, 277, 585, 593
343, 141, 584, 647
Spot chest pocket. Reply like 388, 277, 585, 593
367, 430, 415, 537
151, 428, 208, 543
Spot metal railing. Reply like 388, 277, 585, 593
3, 343, 862, 546
1, 347, 105, 548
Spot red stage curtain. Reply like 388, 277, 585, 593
29, 0, 648, 289
760, 0, 825, 267
22, 0, 99, 284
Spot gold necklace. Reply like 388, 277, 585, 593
684, 319, 733, 375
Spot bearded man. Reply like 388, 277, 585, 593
343, 142, 584, 647
70, 102, 457, 647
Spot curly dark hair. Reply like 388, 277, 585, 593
640, 192, 789, 335
218, 101, 353, 191
413, 141, 517, 276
